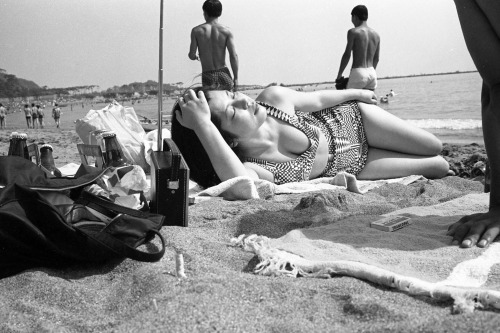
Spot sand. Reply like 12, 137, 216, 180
1, 102, 499, 332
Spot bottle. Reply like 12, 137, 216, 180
102, 131, 128, 167
92, 129, 108, 153
8, 132, 29, 159
7, 132, 19, 156
39, 143, 62, 177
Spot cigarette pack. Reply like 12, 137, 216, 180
370, 215, 412, 232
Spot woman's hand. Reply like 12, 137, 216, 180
356, 90, 378, 105
447, 207, 500, 248
175, 90, 211, 132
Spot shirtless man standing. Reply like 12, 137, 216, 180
336, 5, 380, 91
189, 0, 239, 91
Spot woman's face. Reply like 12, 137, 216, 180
206, 90, 266, 139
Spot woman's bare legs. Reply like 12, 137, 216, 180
356, 102, 449, 180
358, 102, 443, 155
358, 148, 449, 180
448, 0, 500, 248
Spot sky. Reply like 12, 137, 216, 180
0, 0, 476, 91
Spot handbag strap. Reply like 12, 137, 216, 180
76, 190, 150, 219
80, 228, 166, 262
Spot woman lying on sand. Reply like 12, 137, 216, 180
172, 86, 449, 188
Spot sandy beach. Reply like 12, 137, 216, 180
1, 99, 499, 332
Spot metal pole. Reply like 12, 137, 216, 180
157, 0, 164, 151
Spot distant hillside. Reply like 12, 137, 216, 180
0, 68, 42, 98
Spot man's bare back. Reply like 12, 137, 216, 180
189, 22, 234, 72
349, 26, 380, 69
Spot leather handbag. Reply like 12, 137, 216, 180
0, 156, 166, 279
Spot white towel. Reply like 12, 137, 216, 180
192, 172, 424, 201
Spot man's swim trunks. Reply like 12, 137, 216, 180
244, 101, 368, 184
347, 67, 377, 90
201, 67, 234, 91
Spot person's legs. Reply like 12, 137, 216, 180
454, 0, 500, 86
447, 0, 500, 248
455, 0, 500, 202
357, 148, 449, 180
358, 103, 443, 156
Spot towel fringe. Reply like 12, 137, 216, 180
231, 234, 500, 313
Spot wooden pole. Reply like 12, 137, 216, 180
157, 0, 164, 151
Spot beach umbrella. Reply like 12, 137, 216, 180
157, 0, 164, 150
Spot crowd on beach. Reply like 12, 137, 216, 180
0, 100, 62, 130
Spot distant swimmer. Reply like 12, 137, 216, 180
380, 95, 389, 103
389, 89, 397, 97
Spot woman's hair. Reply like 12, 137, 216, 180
171, 86, 236, 188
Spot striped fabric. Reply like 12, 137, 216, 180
244, 101, 368, 184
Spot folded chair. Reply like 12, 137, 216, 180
77, 144, 106, 169
26, 143, 40, 166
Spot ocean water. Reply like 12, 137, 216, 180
160, 71, 484, 145
374, 72, 483, 145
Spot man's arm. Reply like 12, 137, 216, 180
337, 29, 355, 79
373, 39, 380, 69
188, 28, 199, 61
226, 31, 239, 90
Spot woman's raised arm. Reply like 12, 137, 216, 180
176, 90, 258, 182
259, 86, 377, 113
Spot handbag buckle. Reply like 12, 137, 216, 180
167, 180, 179, 190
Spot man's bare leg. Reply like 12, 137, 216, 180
448, 0, 500, 248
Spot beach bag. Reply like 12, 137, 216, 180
75, 101, 148, 171
0, 156, 166, 279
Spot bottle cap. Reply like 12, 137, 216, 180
102, 131, 117, 138
40, 144, 54, 151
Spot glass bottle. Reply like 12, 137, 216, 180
8, 132, 29, 159
7, 132, 19, 156
102, 131, 127, 167
40, 143, 62, 177
92, 129, 108, 153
